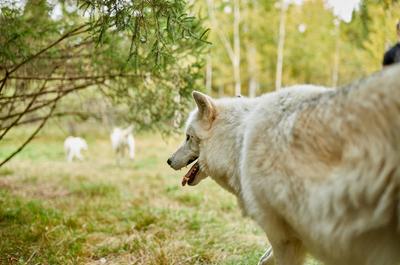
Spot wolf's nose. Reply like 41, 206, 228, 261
167, 158, 172, 166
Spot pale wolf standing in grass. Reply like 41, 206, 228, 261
167, 66, 400, 265
64, 136, 88, 162
110, 126, 135, 162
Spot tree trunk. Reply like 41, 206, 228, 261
275, 0, 287, 90
332, 20, 340, 88
247, 44, 258, 97
206, 0, 241, 96
218, 84, 224, 98
233, 0, 241, 96
206, 55, 212, 94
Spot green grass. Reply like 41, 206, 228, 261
0, 190, 84, 264
0, 127, 321, 264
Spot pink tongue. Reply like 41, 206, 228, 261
181, 162, 199, 186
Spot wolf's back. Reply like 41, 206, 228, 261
290, 65, 400, 236
283, 66, 400, 264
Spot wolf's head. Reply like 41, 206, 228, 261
167, 91, 218, 186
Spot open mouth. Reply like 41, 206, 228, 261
182, 159, 200, 186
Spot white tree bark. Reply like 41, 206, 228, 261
233, 0, 241, 96
245, 0, 258, 97
206, 0, 241, 96
218, 83, 224, 98
332, 20, 340, 88
247, 44, 258, 97
275, 0, 287, 90
206, 55, 212, 94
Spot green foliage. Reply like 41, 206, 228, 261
74, 0, 209, 132
203, 0, 400, 96
284, 0, 336, 85
0, 0, 208, 125
359, 0, 400, 72
94, 0, 207, 64
0, 0, 209, 166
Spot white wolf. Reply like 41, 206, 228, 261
167, 66, 400, 265
64, 136, 88, 162
110, 126, 135, 161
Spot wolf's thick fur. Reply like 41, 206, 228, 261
168, 66, 400, 265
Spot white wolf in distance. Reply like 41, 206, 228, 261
64, 136, 88, 162
110, 126, 135, 162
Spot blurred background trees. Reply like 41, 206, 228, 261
1, 0, 400, 166
0, 0, 208, 165
203, 0, 400, 96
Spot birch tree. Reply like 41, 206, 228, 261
206, 0, 241, 95
331, 19, 341, 88
275, 0, 287, 90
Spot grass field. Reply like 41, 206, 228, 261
0, 126, 320, 265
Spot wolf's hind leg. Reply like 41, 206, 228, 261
258, 246, 274, 265
271, 239, 305, 265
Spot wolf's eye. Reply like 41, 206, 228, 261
186, 134, 190, 141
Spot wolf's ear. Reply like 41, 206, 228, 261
192, 91, 216, 124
